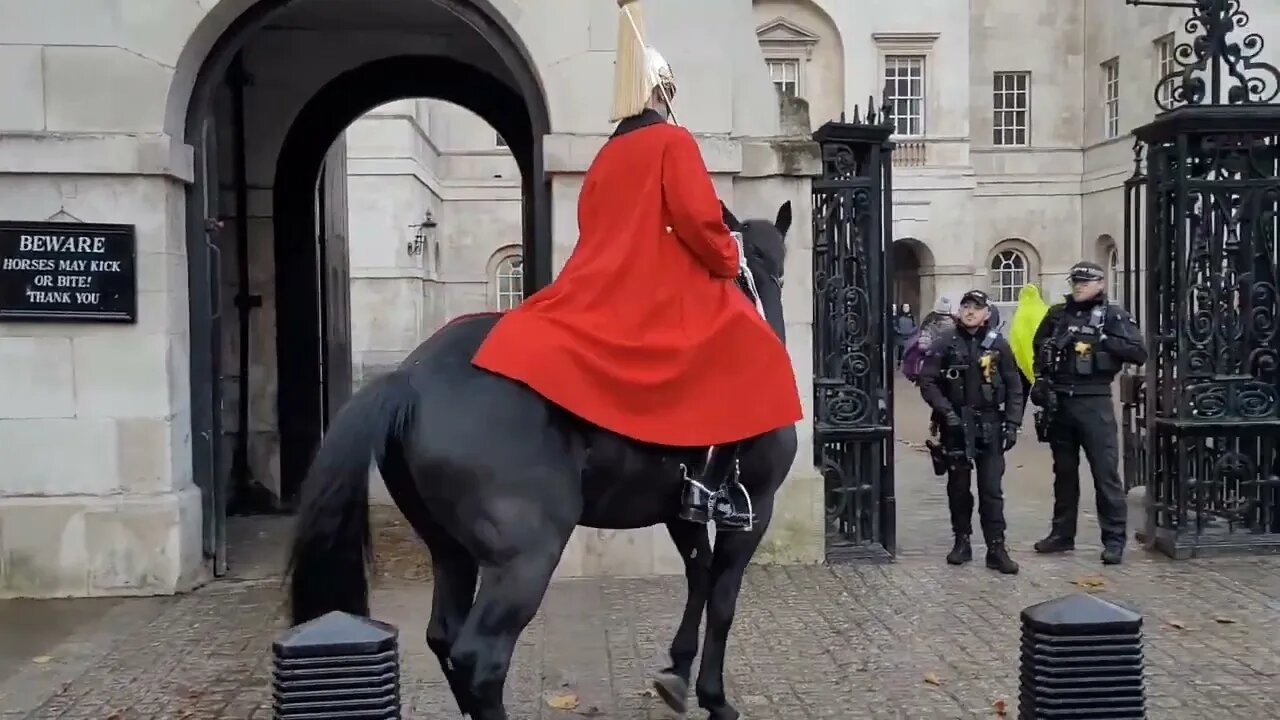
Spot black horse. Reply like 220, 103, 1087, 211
289, 201, 799, 720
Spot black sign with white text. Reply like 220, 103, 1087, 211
0, 221, 137, 322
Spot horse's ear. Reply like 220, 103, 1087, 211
775, 201, 793, 238
720, 200, 741, 232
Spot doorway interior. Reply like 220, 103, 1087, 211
890, 237, 934, 318
181, 0, 550, 575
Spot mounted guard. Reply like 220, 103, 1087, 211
470, 0, 802, 530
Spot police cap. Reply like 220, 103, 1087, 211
1068, 261, 1106, 282
960, 289, 990, 307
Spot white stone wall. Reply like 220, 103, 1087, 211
345, 98, 525, 382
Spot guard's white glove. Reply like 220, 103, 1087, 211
730, 231, 749, 274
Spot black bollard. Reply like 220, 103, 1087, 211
273, 611, 401, 719
1018, 594, 1146, 719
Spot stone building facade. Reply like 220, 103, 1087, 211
2, 0, 1278, 598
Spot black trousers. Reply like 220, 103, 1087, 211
1048, 394, 1126, 544
946, 434, 1007, 542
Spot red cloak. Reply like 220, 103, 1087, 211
471, 113, 802, 447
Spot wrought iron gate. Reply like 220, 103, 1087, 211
812, 107, 896, 562
1123, 0, 1280, 557
1120, 142, 1148, 501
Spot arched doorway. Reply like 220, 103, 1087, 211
890, 237, 934, 317
176, 0, 550, 572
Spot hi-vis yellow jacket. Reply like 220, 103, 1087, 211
1008, 284, 1050, 382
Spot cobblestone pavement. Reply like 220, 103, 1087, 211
2, 378, 1277, 718
2, 554, 1278, 719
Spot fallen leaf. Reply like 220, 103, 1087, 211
1073, 575, 1106, 590
576, 705, 603, 717
1213, 616, 1237, 624
545, 692, 581, 710
923, 672, 944, 686
1166, 619, 1188, 630
31, 656, 53, 664
993, 696, 1009, 716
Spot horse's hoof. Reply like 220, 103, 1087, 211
707, 707, 740, 720
652, 671, 689, 714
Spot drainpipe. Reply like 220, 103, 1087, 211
228, 52, 262, 510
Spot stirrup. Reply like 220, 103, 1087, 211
712, 477, 755, 532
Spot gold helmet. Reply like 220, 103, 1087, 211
611, 0, 678, 123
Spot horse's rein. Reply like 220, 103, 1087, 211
731, 231, 767, 319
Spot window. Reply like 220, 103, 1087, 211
993, 72, 1030, 146
766, 58, 801, 98
884, 55, 926, 136
989, 249, 1029, 303
494, 254, 523, 311
756, 17, 819, 100
1107, 245, 1123, 303
495, 132, 508, 148
1102, 58, 1120, 139
1155, 34, 1176, 106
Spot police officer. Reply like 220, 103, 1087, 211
1030, 261, 1147, 565
918, 290, 1023, 574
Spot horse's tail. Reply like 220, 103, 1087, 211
288, 369, 417, 625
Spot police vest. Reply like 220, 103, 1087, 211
939, 329, 1005, 411
1052, 304, 1119, 380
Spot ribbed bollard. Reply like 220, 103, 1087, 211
1018, 594, 1146, 719
273, 611, 401, 719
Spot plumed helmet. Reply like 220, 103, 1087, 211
611, 0, 678, 122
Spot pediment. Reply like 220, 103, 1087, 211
755, 16, 820, 47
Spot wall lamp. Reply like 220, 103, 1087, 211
407, 211, 438, 257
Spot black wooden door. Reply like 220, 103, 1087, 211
317, 137, 353, 426
190, 115, 228, 574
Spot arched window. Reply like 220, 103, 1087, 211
1107, 245, 1120, 298
989, 248, 1029, 303
493, 253, 524, 311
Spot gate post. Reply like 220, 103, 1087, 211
1127, 0, 1280, 558
811, 101, 896, 562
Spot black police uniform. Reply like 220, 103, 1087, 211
1030, 262, 1147, 564
918, 292, 1023, 574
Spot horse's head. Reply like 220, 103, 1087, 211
722, 201, 791, 342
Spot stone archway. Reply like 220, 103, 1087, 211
890, 237, 935, 318
174, 0, 551, 572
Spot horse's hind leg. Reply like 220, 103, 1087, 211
377, 450, 479, 716
425, 540, 479, 716
653, 521, 712, 715
449, 541, 566, 720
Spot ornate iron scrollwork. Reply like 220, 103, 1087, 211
1128, 0, 1280, 554
1131, 82, 1280, 555
1152, 0, 1280, 110
812, 108, 895, 561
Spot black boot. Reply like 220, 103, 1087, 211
679, 445, 753, 531
946, 534, 972, 565
1033, 534, 1075, 554
985, 540, 1019, 574
677, 476, 712, 524
1100, 542, 1124, 565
